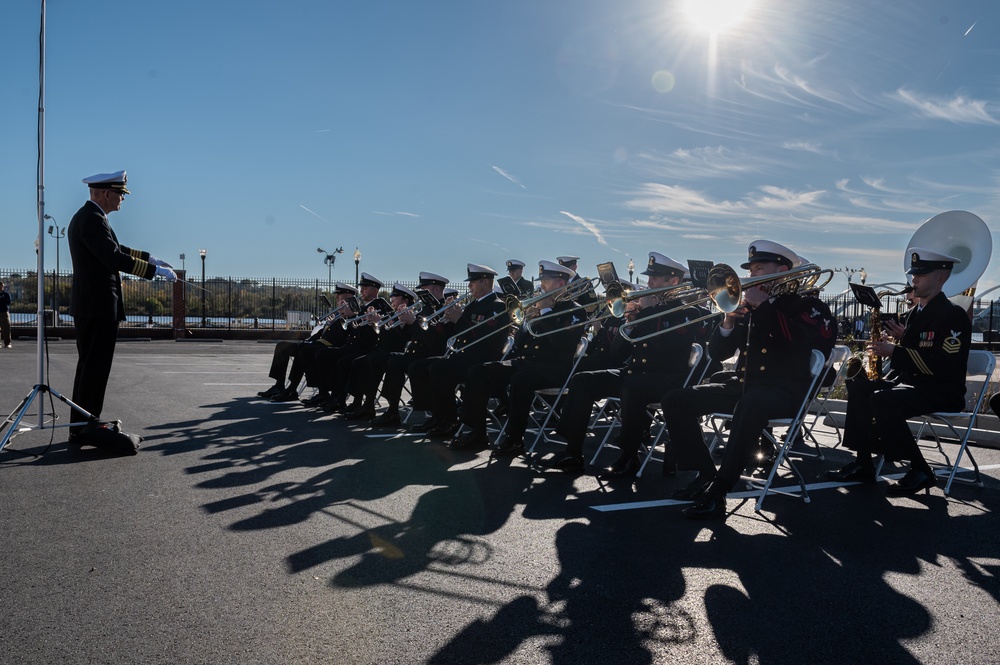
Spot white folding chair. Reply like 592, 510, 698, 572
910, 349, 996, 495
744, 349, 827, 511
635, 343, 704, 477
587, 343, 704, 469
503, 332, 591, 452
798, 344, 852, 452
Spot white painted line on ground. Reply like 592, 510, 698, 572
592, 463, 1000, 512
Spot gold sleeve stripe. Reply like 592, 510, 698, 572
128, 248, 143, 259
906, 348, 933, 375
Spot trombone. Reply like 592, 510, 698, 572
617, 261, 833, 343
418, 293, 474, 330
507, 277, 600, 325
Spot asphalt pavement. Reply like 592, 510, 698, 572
1, 339, 998, 664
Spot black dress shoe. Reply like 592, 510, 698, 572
824, 461, 876, 483
491, 436, 525, 458
671, 473, 714, 501
886, 468, 936, 496
549, 453, 584, 473
270, 388, 300, 403
344, 406, 376, 421
448, 430, 489, 451
682, 493, 727, 520
257, 384, 283, 398
300, 392, 330, 407
370, 411, 401, 427
596, 456, 639, 480
409, 417, 442, 433
426, 420, 460, 437
321, 397, 347, 413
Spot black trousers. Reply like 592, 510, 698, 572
268, 340, 301, 385
378, 352, 419, 412
408, 355, 479, 422
662, 381, 800, 492
71, 318, 120, 431
348, 347, 390, 404
842, 377, 962, 465
461, 361, 567, 439
557, 370, 685, 459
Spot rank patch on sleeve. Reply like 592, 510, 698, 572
942, 330, 963, 354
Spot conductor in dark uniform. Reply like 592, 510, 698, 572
661, 240, 835, 519
506, 259, 535, 296
549, 253, 710, 474
67, 170, 176, 439
408, 264, 509, 437
450, 261, 587, 454
825, 248, 971, 495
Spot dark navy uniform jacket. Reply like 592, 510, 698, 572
709, 292, 835, 395
510, 298, 588, 373
449, 293, 509, 363
614, 298, 711, 379
885, 291, 971, 406
68, 200, 157, 322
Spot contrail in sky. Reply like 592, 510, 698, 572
489, 164, 526, 189
965, 21, 976, 36
560, 210, 619, 252
300, 204, 332, 224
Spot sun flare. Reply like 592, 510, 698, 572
684, 0, 753, 35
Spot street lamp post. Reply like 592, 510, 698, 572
353, 247, 361, 288
317, 246, 344, 292
179, 253, 186, 272
45, 215, 65, 320
627, 258, 635, 284
199, 248, 207, 327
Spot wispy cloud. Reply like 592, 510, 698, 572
373, 210, 421, 218
893, 88, 999, 125
489, 164, 526, 189
782, 141, 824, 154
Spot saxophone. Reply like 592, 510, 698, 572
846, 286, 913, 381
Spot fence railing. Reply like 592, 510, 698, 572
1, 269, 429, 331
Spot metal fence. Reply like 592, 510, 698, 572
4, 268, 1000, 339
0, 270, 429, 331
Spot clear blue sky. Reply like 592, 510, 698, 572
2, 0, 999, 297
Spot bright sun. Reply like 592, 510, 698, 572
684, 0, 753, 35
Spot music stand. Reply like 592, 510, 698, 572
0, 0, 97, 455
849, 283, 882, 310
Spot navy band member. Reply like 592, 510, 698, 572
451, 260, 588, 454
558, 255, 598, 307
342, 283, 418, 420
549, 253, 712, 474
370, 272, 452, 426
306, 272, 389, 411
661, 240, 835, 519
506, 259, 535, 296
68, 170, 177, 441
408, 263, 509, 437
825, 247, 971, 495
262, 283, 356, 401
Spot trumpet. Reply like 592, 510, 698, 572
419, 293, 474, 330
377, 300, 425, 331
340, 298, 393, 330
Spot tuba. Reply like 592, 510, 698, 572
906, 210, 992, 311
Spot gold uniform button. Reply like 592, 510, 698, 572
641, 358, 647, 364
760, 365, 766, 371
642, 343, 648, 349
761, 348, 767, 354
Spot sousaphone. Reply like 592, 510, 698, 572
905, 210, 992, 311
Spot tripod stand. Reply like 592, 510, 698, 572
0, 0, 96, 456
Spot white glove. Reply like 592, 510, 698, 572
155, 266, 177, 282
149, 255, 173, 268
